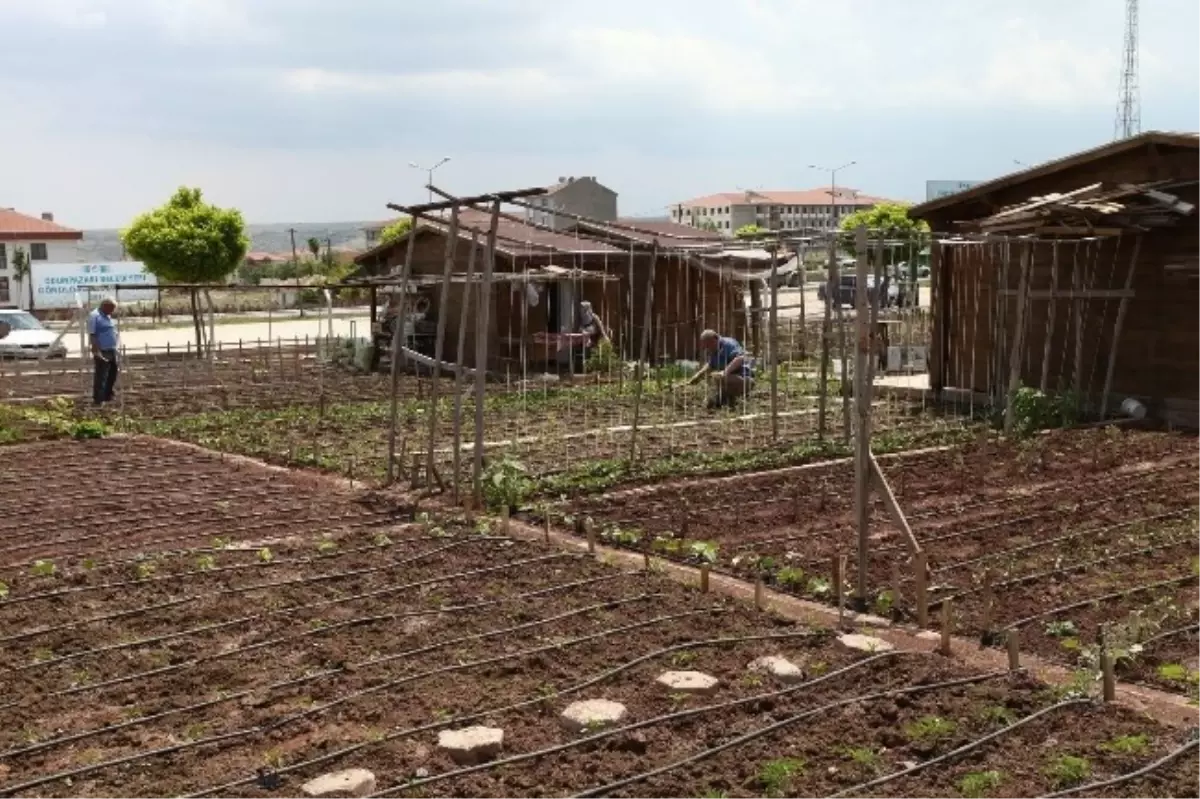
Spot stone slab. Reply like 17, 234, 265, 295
437, 725, 504, 766
656, 670, 720, 695
561, 699, 628, 732
300, 769, 376, 798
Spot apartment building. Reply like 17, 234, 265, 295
524, 176, 618, 230
670, 188, 885, 234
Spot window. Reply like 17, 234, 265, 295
30, 243, 48, 260
0, 243, 6, 271
0, 277, 9, 304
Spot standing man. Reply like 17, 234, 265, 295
87, 297, 120, 406
682, 329, 755, 409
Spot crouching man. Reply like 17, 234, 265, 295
682, 329, 755, 409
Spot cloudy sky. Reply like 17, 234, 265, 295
1, 0, 1196, 228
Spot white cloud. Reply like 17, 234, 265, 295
277, 67, 567, 102
0, 0, 107, 28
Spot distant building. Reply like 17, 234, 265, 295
670, 188, 887, 235
0, 209, 83, 307
524, 176, 618, 230
925, 180, 982, 201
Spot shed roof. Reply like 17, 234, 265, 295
0, 208, 83, 241
909, 130, 1200, 220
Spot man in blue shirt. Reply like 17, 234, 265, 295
87, 297, 120, 406
682, 329, 755, 409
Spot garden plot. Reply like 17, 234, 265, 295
553, 427, 1200, 696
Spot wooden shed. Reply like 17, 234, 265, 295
351, 210, 748, 372
908, 131, 1199, 425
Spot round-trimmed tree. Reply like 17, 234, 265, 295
121, 187, 249, 353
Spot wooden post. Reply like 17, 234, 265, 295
410, 453, 421, 490
472, 200, 502, 505
1073, 245, 1085, 394
797, 246, 808, 359
768, 244, 780, 442
869, 452, 921, 557
928, 238, 945, 395
586, 520, 596, 554
755, 575, 764, 610
1003, 244, 1032, 434
853, 225, 871, 608
833, 553, 845, 628
1100, 624, 1116, 701
627, 241, 659, 465
1099, 235, 1142, 419
424, 206, 460, 486
891, 560, 903, 611
1007, 629, 1021, 671
1039, 242, 1059, 392
980, 570, 995, 635
913, 551, 929, 627
700, 566, 710, 593
451, 232, 479, 503
939, 598, 953, 655
386, 217, 420, 483
643, 550, 651, 571
501, 504, 510, 535
816, 237, 835, 440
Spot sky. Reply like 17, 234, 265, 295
1, 0, 1197, 229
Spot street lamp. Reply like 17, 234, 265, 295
408, 157, 452, 203
808, 161, 856, 229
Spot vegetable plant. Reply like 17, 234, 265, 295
30, 559, 56, 578
904, 716, 955, 741
1045, 754, 1091, 788
257, 547, 274, 563
482, 455, 532, 511
842, 746, 881, 773
957, 770, 1003, 798
688, 541, 718, 564
1102, 734, 1149, 755
1044, 620, 1078, 638
757, 758, 805, 797
195, 555, 216, 571
775, 567, 804, 588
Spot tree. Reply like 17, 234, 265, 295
838, 201, 929, 265
11, 247, 31, 310
306, 236, 321, 260
379, 216, 413, 246
734, 224, 767, 239
121, 187, 248, 355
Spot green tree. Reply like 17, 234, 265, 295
306, 236, 321, 260
11, 247, 32, 310
735, 224, 767, 239
838, 201, 929, 265
121, 187, 249, 354
379, 217, 413, 246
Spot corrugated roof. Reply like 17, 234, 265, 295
0, 208, 83, 241
676, 188, 888, 208
909, 130, 1200, 219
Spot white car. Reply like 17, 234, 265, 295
0, 309, 69, 359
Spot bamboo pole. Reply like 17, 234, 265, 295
1099, 235, 1142, 419
386, 219, 420, 483
627, 241, 659, 465
451, 232, 479, 503
868, 452, 922, 556
1002, 244, 1032, 434
816, 236, 835, 440
424, 206, 461, 487
853, 225, 871, 608
1039, 242, 1059, 391
472, 200, 502, 505
1007, 630, 1021, 671
768, 244, 780, 442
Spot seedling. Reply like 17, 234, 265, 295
1156, 663, 1198, 684
758, 757, 805, 797
262, 748, 287, 769
81, 558, 97, 571
842, 746, 882, 773
212, 536, 232, 550
429, 525, 448, 538
670, 651, 697, 668
1045, 755, 1091, 788
134, 561, 156, 580
475, 519, 492, 535
1102, 733, 1149, 755
1058, 637, 1081, 652
195, 554, 216, 571
30, 559, 56, 578
688, 540, 718, 564
978, 705, 1015, 726
700, 789, 728, 799
432, 708, 454, 721
257, 547, 274, 563
873, 589, 895, 617
807, 577, 831, 597
775, 567, 805, 588
904, 716, 956, 741
740, 673, 765, 689
808, 660, 829, 676
373, 532, 393, 548
183, 723, 208, 741
32, 648, 54, 664
316, 536, 337, 555
957, 769, 1002, 798
0, 581, 8, 600
1044, 620, 1078, 638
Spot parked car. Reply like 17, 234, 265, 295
0, 309, 69, 359
817, 274, 898, 309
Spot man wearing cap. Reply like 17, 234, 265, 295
682, 329, 755, 409
87, 297, 120, 406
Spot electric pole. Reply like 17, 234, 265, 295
1114, 0, 1140, 140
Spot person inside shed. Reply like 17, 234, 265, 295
681, 329, 755, 409
576, 301, 610, 358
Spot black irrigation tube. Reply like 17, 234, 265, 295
567, 670, 1010, 799
39, 550, 581, 700
2, 572, 632, 758
933, 536, 1197, 610
1043, 738, 1200, 798
0, 537, 523, 645
187, 629, 839, 798
1003, 573, 1197, 630
826, 698, 1090, 797
1137, 622, 1200, 648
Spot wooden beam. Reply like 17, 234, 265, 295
1040, 242, 1059, 391
999, 289, 1135, 300
928, 240, 946, 394
387, 186, 547, 216
450, 231, 478, 503
627, 242, 659, 464
1003, 244, 1032, 434
472, 200, 502, 505
424, 205, 460, 487
869, 452, 922, 556
816, 237, 835, 439
385, 213, 420, 484
1099, 234, 1143, 418
853, 225, 871, 607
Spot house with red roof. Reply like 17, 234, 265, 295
670, 187, 890, 234
0, 208, 83, 308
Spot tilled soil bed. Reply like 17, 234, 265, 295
0, 438, 1196, 797
549, 427, 1200, 696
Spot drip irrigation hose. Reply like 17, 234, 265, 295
184, 628, 830, 798
1042, 738, 1200, 798
1004, 573, 1197, 630
569, 670, 1010, 799
1137, 622, 1199, 647
826, 698, 1089, 797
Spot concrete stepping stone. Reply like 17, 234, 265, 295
838, 633, 895, 652
747, 655, 805, 683
300, 769, 376, 798
656, 670, 720, 696
561, 699, 628, 732
437, 725, 504, 765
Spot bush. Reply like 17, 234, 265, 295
585, 339, 619, 374
1006, 386, 1081, 436
482, 455, 532, 511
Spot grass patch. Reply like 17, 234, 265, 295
904, 715, 955, 741
957, 769, 1003, 798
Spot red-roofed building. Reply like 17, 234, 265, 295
0, 209, 83, 307
670, 187, 890, 234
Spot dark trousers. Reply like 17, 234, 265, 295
93, 349, 119, 405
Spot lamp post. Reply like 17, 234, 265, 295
409, 157, 452, 203
808, 161, 856, 230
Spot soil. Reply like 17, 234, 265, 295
553, 427, 1200, 693
0, 438, 1193, 798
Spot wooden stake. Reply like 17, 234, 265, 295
586, 520, 596, 554
980, 570, 995, 635
1003, 244, 1032, 434
1039, 242, 1059, 391
816, 237, 835, 440
410, 453, 421, 490
424, 206, 460, 485
1099, 235, 1143, 419
1100, 624, 1116, 701
472, 200, 502, 505
853, 225, 871, 608
501, 504, 510, 535
938, 598, 953, 655
627, 241, 659, 465
869, 452, 921, 557
913, 551, 929, 627
833, 552, 845, 628
544, 512, 551, 544
643, 550, 651, 571
451, 232, 479, 503
768, 243, 780, 442
700, 566, 710, 593
754, 575, 764, 610
386, 216, 420, 484
1007, 629, 1020, 671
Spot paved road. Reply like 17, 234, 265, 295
761, 285, 931, 322
59, 315, 372, 357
